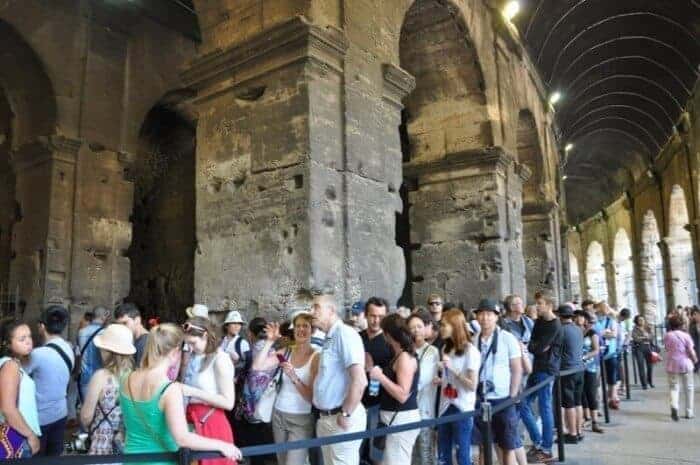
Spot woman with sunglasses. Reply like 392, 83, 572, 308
181, 317, 236, 465
251, 313, 318, 465
120, 323, 241, 465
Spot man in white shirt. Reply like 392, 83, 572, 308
474, 299, 523, 465
311, 293, 368, 465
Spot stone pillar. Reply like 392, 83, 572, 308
182, 17, 365, 315
664, 235, 694, 307
9, 136, 80, 318
603, 261, 618, 308
403, 147, 525, 309
522, 202, 560, 303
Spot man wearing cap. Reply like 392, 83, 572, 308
522, 291, 562, 463
474, 298, 523, 465
27, 305, 75, 456
558, 304, 585, 444
348, 301, 368, 333
311, 293, 367, 465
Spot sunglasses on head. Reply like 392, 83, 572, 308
182, 322, 207, 334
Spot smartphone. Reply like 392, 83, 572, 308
276, 353, 287, 363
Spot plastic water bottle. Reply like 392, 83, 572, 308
369, 379, 380, 396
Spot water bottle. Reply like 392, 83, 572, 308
369, 379, 380, 396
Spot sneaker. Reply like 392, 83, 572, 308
672, 408, 679, 421
564, 434, 579, 444
531, 450, 555, 463
526, 447, 541, 463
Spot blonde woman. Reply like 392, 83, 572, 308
120, 323, 241, 465
252, 313, 318, 465
81, 324, 135, 455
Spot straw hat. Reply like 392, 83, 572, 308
186, 304, 209, 319
93, 324, 136, 355
224, 310, 245, 325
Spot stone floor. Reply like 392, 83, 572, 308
561, 370, 700, 465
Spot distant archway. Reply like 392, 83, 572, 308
667, 185, 697, 307
613, 229, 637, 313
640, 210, 667, 324
569, 253, 581, 303
586, 241, 608, 302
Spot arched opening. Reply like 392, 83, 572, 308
640, 210, 667, 324
518, 109, 555, 301
397, 0, 492, 307
613, 228, 637, 313
126, 103, 196, 322
0, 90, 16, 317
667, 185, 697, 307
569, 253, 581, 303
586, 241, 608, 302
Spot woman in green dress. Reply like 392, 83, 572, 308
120, 323, 242, 465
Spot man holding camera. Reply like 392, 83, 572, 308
474, 299, 523, 465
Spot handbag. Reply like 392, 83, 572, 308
372, 411, 398, 452
253, 349, 290, 423
0, 423, 27, 459
647, 350, 662, 364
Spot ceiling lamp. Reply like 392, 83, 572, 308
549, 91, 562, 105
562, 175, 569, 181
565, 143, 574, 152
503, 1, 520, 21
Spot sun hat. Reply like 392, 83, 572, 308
93, 324, 136, 355
186, 304, 209, 319
289, 310, 313, 329
223, 310, 245, 325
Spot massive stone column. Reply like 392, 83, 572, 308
522, 202, 560, 303
9, 136, 80, 317
182, 17, 407, 315
403, 148, 526, 308
665, 235, 694, 307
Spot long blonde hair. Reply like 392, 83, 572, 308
141, 323, 183, 369
102, 350, 134, 379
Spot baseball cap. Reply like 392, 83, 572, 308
474, 298, 500, 314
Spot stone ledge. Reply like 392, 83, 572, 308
182, 16, 348, 101
382, 63, 415, 109
522, 200, 558, 217
402, 146, 516, 178
11, 135, 81, 171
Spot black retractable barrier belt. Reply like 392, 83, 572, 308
5, 368, 586, 464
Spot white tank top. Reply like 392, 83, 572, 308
274, 353, 314, 414
192, 352, 225, 394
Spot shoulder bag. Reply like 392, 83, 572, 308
253, 349, 290, 423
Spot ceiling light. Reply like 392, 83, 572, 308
503, 1, 520, 21
549, 91, 562, 105
562, 175, 569, 181
565, 143, 574, 152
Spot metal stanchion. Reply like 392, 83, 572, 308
632, 347, 639, 385
553, 376, 565, 462
600, 356, 610, 424
481, 402, 494, 465
623, 350, 631, 400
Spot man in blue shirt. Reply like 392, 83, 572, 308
27, 305, 75, 456
77, 305, 110, 402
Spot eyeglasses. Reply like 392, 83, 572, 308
182, 322, 207, 334
429, 302, 442, 306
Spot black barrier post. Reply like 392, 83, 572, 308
481, 401, 494, 465
553, 376, 565, 462
600, 357, 610, 424
632, 347, 638, 385
179, 448, 192, 465
623, 350, 631, 400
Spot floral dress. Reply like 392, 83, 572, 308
89, 374, 125, 455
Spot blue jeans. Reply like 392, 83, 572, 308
519, 372, 554, 453
438, 405, 474, 465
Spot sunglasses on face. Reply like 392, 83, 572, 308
429, 302, 442, 306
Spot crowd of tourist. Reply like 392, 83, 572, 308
0, 291, 698, 465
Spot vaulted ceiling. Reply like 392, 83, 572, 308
513, 0, 700, 224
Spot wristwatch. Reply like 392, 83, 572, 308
341, 410, 351, 418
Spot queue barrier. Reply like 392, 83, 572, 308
5, 367, 588, 465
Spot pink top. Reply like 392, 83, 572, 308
663, 330, 695, 374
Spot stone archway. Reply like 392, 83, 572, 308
586, 241, 608, 302
640, 210, 667, 324
569, 252, 581, 303
398, 0, 516, 309
666, 185, 697, 307
613, 228, 637, 312
126, 102, 196, 322
518, 109, 557, 302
